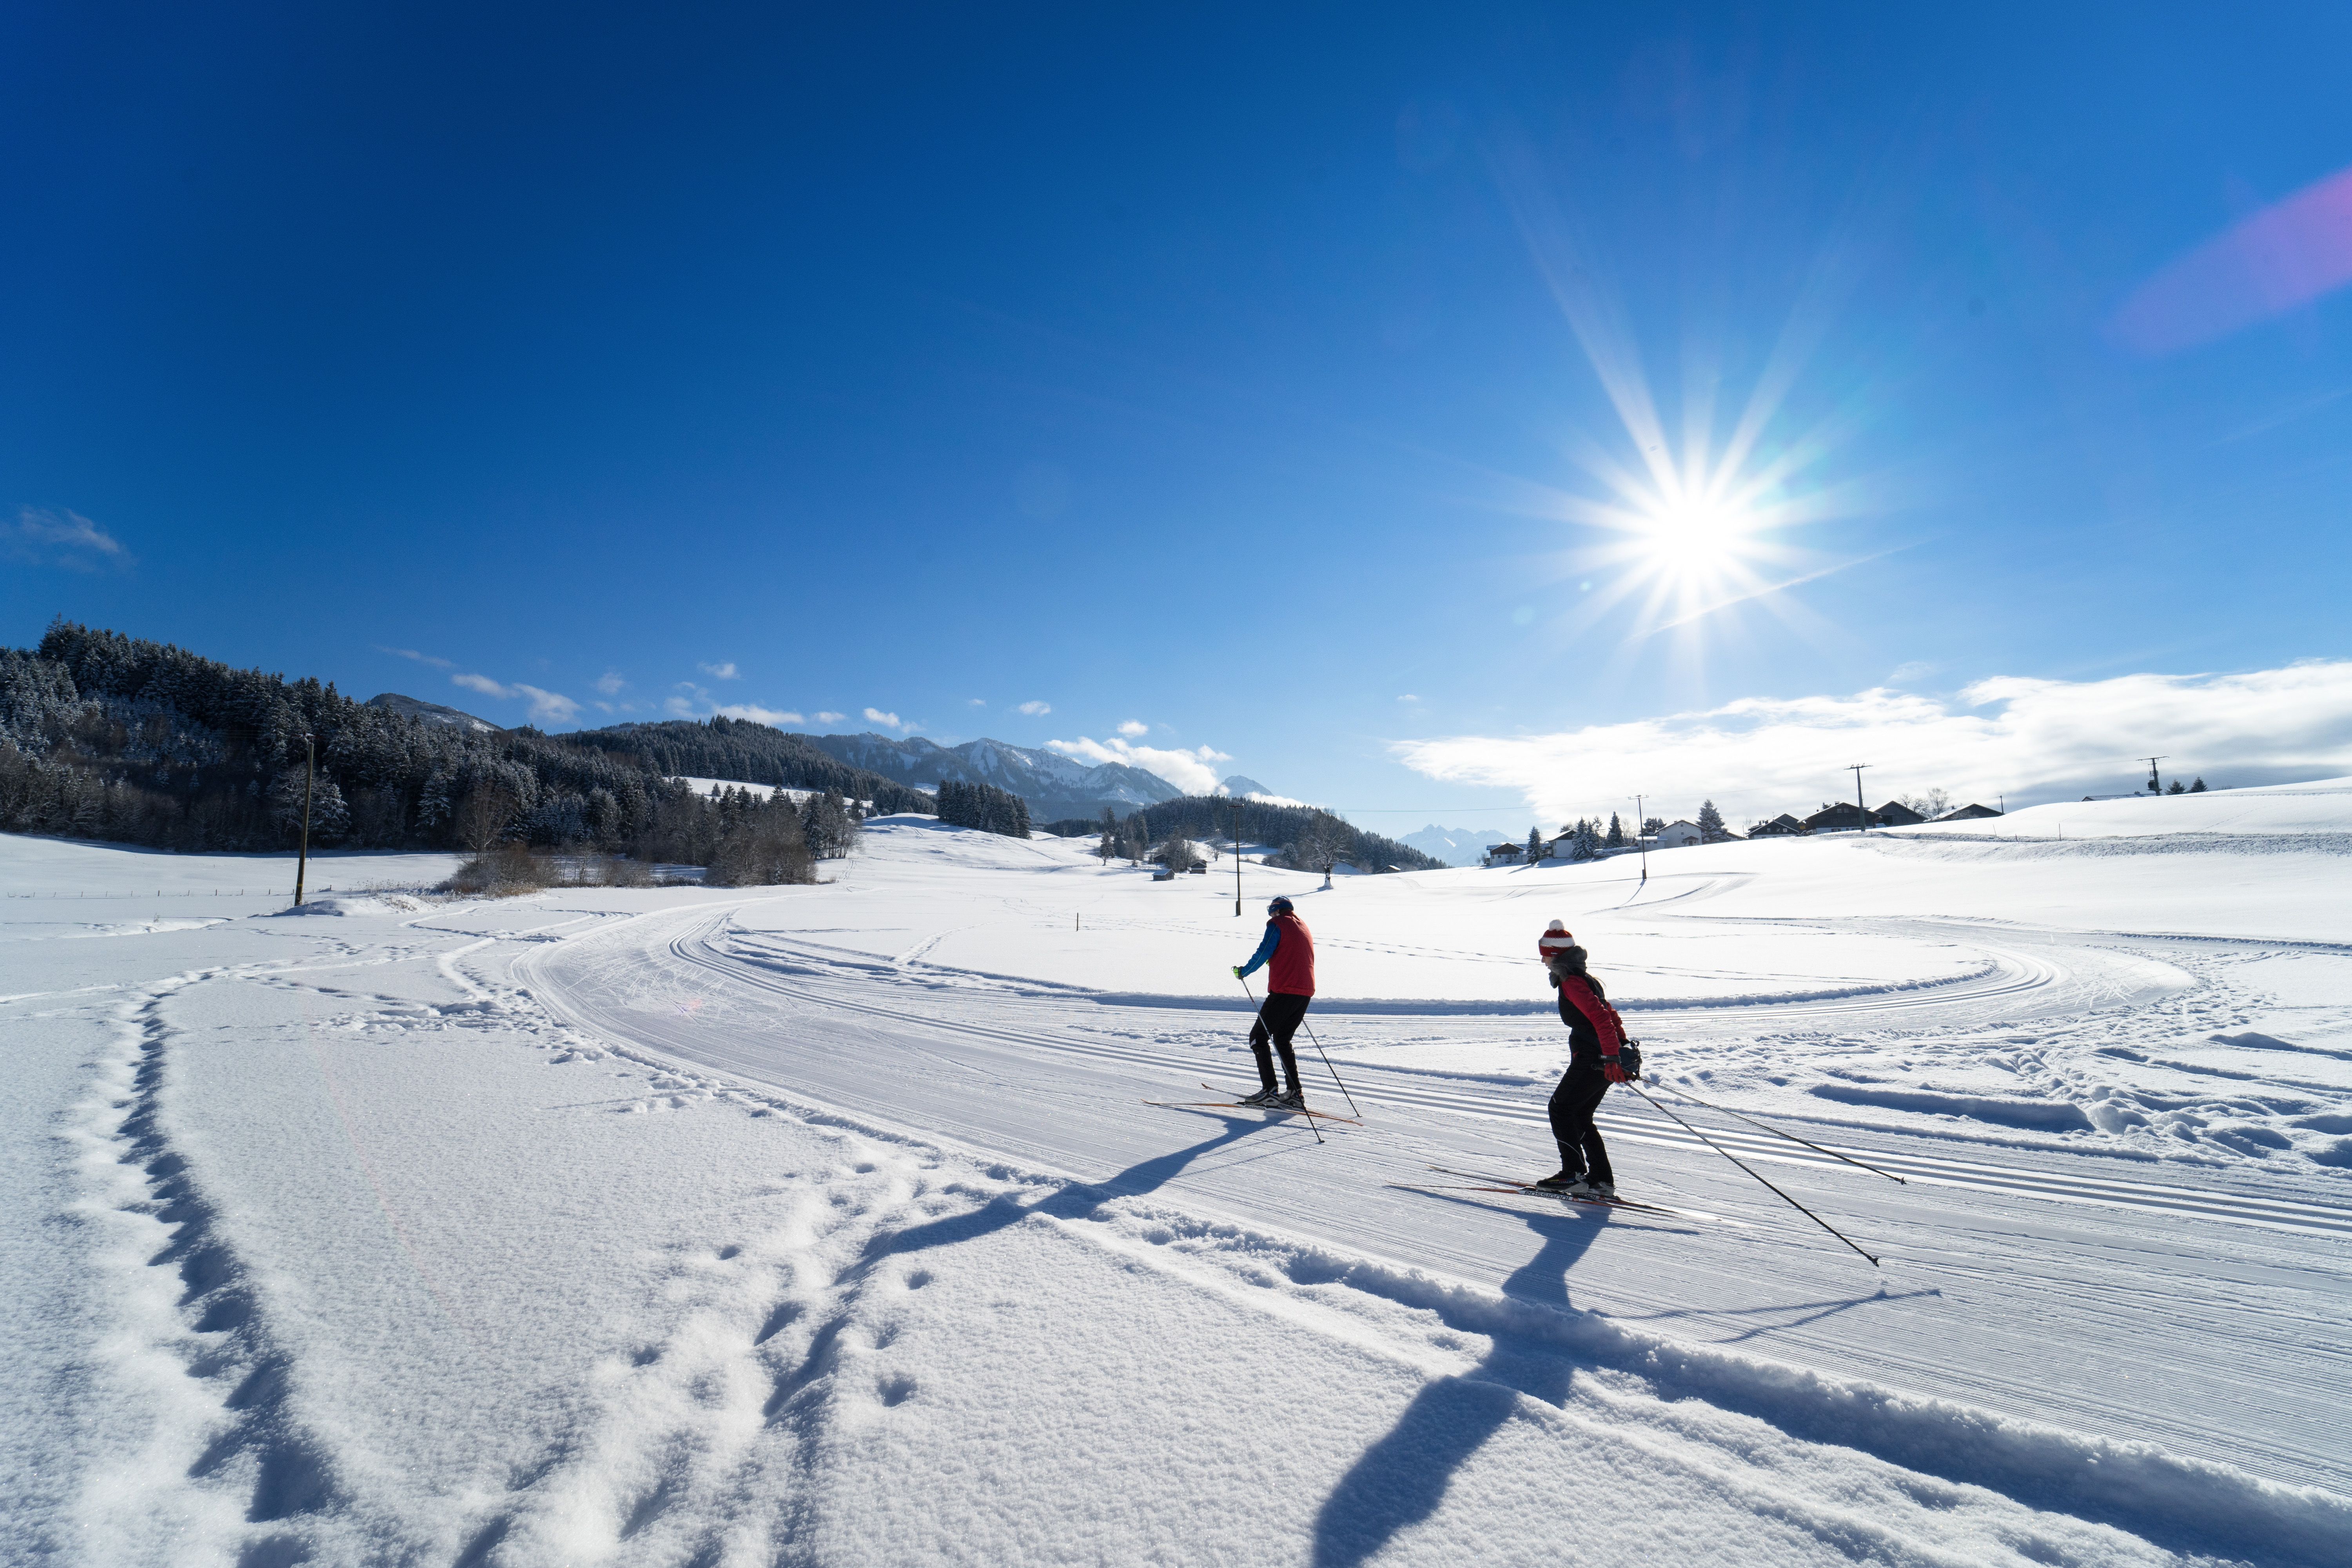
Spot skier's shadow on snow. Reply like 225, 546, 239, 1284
862, 1116, 1267, 1268
1311, 1204, 1608, 1568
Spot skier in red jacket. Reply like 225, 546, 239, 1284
1535, 922, 1631, 1196
1232, 895, 1315, 1110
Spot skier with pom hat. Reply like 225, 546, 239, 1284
1534, 920, 1632, 1196
1231, 896, 1315, 1110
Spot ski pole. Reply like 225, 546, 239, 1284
1641, 1073, 1906, 1185
1294, 1014, 1361, 1120
1626, 1082, 1880, 1267
1237, 974, 1322, 1145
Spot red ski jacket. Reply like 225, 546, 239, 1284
1556, 974, 1625, 1067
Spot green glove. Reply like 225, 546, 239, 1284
1231, 965, 1244, 979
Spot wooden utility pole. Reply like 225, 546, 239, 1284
293, 733, 315, 905
1231, 798, 1242, 916
1849, 764, 1870, 831
1633, 793, 1648, 885
2142, 756, 2167, 795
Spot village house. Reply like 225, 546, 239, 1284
1938, 803, 2004, 820
1748, 813, 1806, 837
1653, 819, 1704, 848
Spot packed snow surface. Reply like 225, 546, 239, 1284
4, 780, 2349, 1566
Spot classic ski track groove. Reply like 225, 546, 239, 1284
514, 908, 2352, 1240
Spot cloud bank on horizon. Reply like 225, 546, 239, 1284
1394, 660, 2352, 826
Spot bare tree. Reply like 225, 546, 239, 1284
456, 784, 517, 855
1291, 814, 1352, 889
1896, 788, 1953, 820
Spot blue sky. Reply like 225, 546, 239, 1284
7, 4, 2351, 828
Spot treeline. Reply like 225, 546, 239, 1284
0, 622, 861, 870
1046, 795, 1445, 873
936, 779, 1030, 839
703, 786, 841, 886
564, 718, 935, 815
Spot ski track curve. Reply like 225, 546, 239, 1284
520, 888, 2352, 1504
600, 913, 2348, 1238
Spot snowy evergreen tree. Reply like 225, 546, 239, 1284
1606, 812, 1624, 848
802, 788, 858, 858
1525, 826, 1543, 862
2189, 776, 2207, 792
1697, 800, 1728, 842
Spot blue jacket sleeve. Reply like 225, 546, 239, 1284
1237, 921, 1280, 978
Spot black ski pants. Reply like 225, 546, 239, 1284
1249, 992, 1311, 1093
1548, 1067, 1614, 1184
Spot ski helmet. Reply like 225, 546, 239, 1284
1267, 896, 1295, 915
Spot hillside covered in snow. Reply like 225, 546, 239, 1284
4, 779, 2348, 1565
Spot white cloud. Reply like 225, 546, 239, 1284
1048, 736, 1233, 794
378, 645, 455, 670
815, 711, 845, 724
6, 506, 130, 569
664, 694, 699, 718
1115, 719, 1149, 737
450, 672, 577, 724
1016, 700, 1053, 717
1396, 694, 1420, 703
594, 670, 627, 695
1393, 660, 2352, 825
968, 697, 987, 707
1237, 789, 1310, 808
699, 661, 740, 680
716, 703, 804, 726
864, 708, 914, 731
1887, 661, 1938, 685
514, 684, 580, 724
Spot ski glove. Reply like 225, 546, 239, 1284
1231, 965, 1245, 980
1601, 1054, 1630, 1084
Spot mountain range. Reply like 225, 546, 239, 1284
800, 733, 1184, 820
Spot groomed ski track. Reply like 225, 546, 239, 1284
520, 898, 2352, 1500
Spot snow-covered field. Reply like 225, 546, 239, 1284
5, 781, 2349, 1566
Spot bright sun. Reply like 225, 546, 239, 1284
1638, 495, 1755, 574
